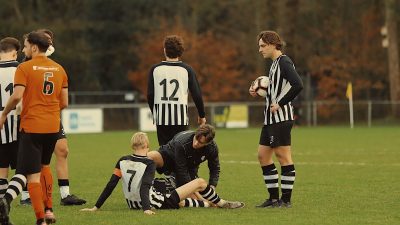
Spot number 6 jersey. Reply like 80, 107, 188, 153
14, 55, 68, 133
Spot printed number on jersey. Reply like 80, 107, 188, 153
0, 83, 14, 110
127, 169, 137, 192
43, 72, 54, 95
159, 79, 179, 101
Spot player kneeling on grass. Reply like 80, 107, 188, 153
81, 132, 244, 215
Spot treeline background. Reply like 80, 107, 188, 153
0, 0, 399, 105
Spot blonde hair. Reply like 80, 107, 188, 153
130, 132, 149, 150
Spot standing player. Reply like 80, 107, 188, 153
80, 132, 243, 214
0, 31, 69, 225
19, 29, 86, 206
0, 37, 27, 225
249, 31, 303, 208
147, 35, 206, 146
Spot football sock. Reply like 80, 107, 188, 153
183, 198, 209, 207
41, 166, 53, 209
4, 174, 26, 204
28, 182, 45, 220
199, 185, 222, 206
281, 164, 295, 203
58, 179, 70, 199
0, 178, 7, 198
261, 163, 279, 200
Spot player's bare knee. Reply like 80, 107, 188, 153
196, 178, 207, 189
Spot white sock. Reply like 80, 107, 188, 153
60, 186, 70, 199
217, 199, 226, 207
21, 190, 30, 201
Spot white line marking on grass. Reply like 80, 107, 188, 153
221, 160, 400, 166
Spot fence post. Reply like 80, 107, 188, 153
312, 101, 317, 126
367, 101, 372, 127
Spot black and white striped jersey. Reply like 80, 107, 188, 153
147, 61, 205, 126
264, 55, 303, 125
95, 154, 165, 211
0, 60, 19, 144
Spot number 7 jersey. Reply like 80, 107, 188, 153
114, 155, 165, 210
14, 55, 68, 133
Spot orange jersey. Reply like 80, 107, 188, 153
14, 55, 68, 133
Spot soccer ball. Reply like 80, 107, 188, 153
251, 76, 269, 97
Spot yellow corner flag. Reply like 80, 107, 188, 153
346, 82, 353, 99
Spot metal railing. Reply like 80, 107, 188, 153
67, 98, 400, 130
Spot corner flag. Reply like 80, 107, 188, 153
346, 82, 354, 128
346, 82, 353, 100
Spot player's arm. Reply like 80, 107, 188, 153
277, 58, 304, 107
140, 162, 156, 215
147, 67, 155, 114
60, 88, 68, 110
207, 143, 220, 187
60, 70, 69, 109
187, 66, 206, 124
81, 168, 121, 211
0, 86, 24, 129
174, 145, 192, 187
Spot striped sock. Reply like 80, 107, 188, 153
4, 174, 26, 204
199, 185, 221, 205
183, 198, 209, 207
281, 164, 295, 203
261, 163, 279, 200
0, 178, 8, 198
41, 166, 53, 209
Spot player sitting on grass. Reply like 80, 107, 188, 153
81, 132, 244, 215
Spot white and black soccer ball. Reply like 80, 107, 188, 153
251, 76, 269, 97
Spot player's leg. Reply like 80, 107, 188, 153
27, 172, 47, 225
16, 132, 48, 225
0, 156, 9, 198
55, 124, 86, 206
174, 178, 244, 209
256, 125, 280, 208
41, 134, 58, 224
272, 121, 295, 207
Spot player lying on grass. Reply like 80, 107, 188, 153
81, 132, 244, 215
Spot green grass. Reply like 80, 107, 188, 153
8, 127, 400, 225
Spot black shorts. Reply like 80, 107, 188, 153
56, 123, 66, 140
156, 146, 175, 174
16, 131, 59, 175
0, 141, 19, 170
259, 121, 294, 148
160, 190, 180, 209
156, 125, 188, 146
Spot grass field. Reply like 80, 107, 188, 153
7, 127, 400, 225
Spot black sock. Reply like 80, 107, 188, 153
58, 179, 69, 187
281, 164, 295, 203
261, 163, 279, 200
